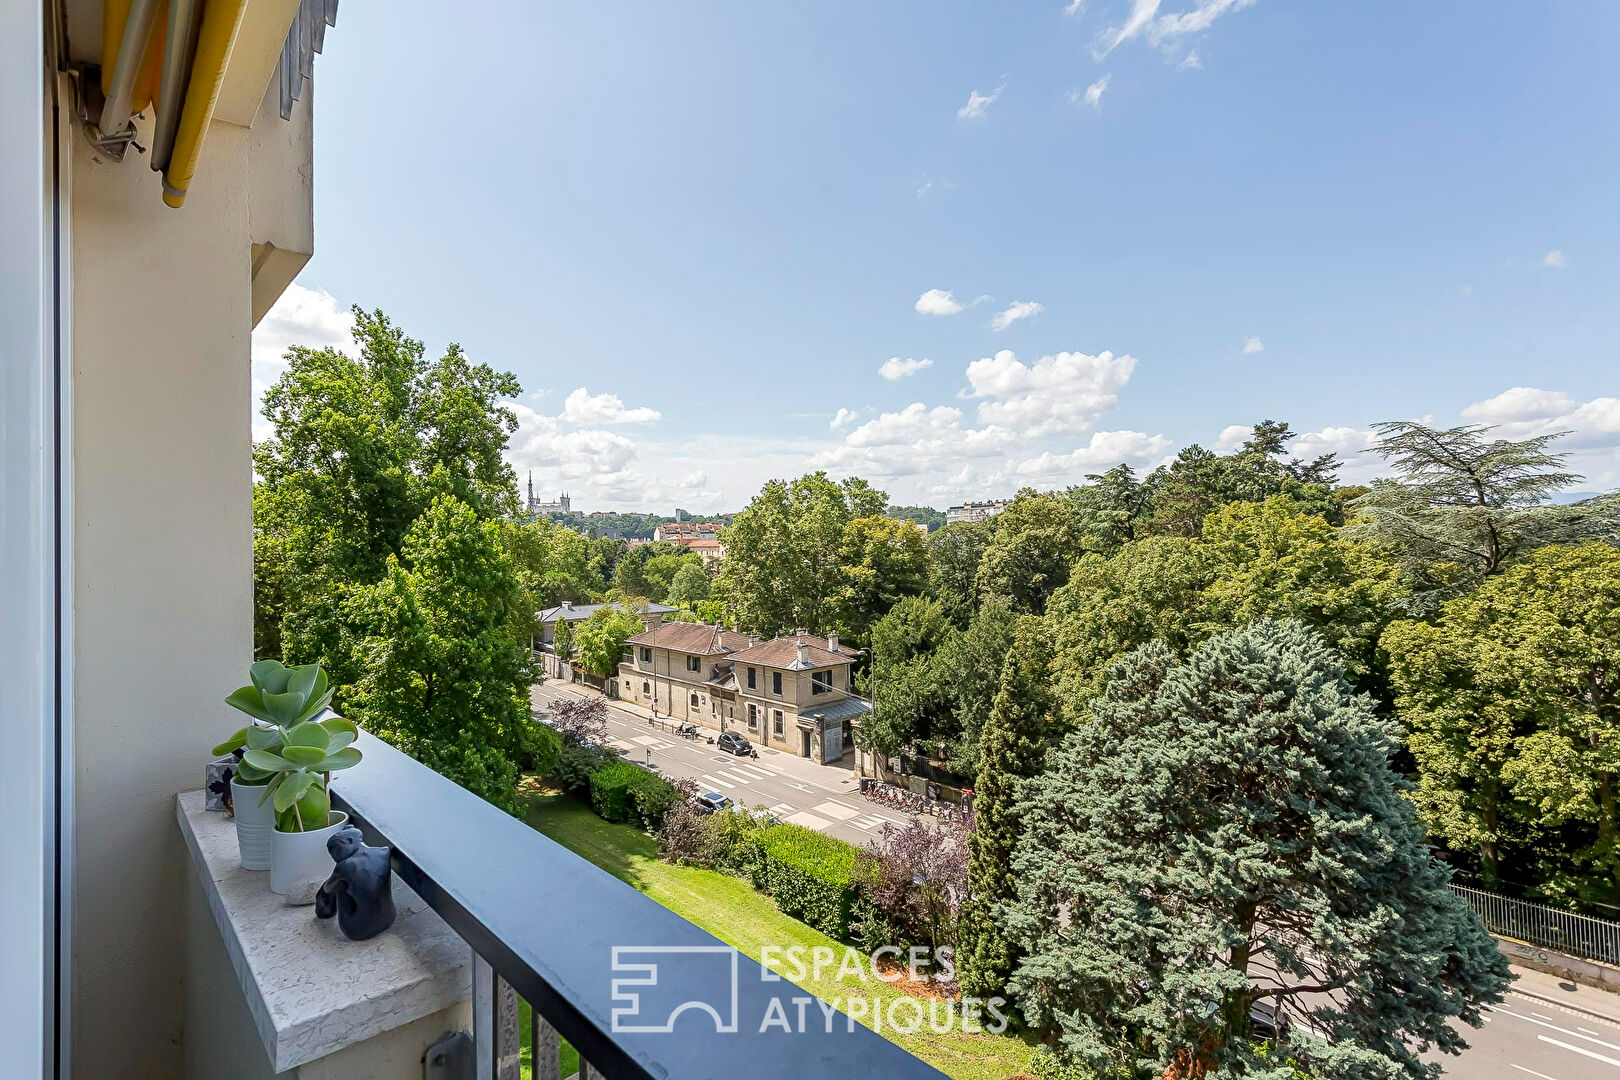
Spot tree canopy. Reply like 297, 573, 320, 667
1006, 621, 1508, 1079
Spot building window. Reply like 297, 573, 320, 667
642, 681, 650, 695
690, 692, 700, 708
686, 655, 701, 673
640, 647, 652, 663
747, 704, 758, 729
772, 671, 782, 695
773, 710, 784, 736
747, 666, 756, 689
812, 670, 831, 695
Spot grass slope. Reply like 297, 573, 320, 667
521, 791, 1034, 1080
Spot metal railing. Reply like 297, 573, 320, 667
334, 732, 948, 1080
1450, 883, 1620, 967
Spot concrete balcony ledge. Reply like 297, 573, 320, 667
177, 790, 472, 1076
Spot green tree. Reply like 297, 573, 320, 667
643, 551, 700, 603
1347, 421, 1615, 589
573, 606, 646, 677
886, 503, 947, 532
1143, 420, 1339, 538
857, 596, 954, 760
718, 472, 887, 635
507, 518, 608, 607
551, 617, 576, 661
935, 598, 1020, 776
957, 617, 1058, 1000
255, 309, 521, 682
925, 519, 993, 627
833, 514, 928, 645
666, 560, 711, 608
1386, 542, 1620, 907
344, 496, 534, 811
1071, 463, 1155, 552
974, 489, 1088, 615
1005, 621, 1508, 1078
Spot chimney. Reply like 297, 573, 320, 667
827, 630, 839, 653
560, 600, 572, 611
796, 640, 810, 666
749, 634, 760, 646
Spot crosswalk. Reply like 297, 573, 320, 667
697, 758, 780, 792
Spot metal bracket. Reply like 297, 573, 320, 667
422, 1030, 473, 1080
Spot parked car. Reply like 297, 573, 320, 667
696, 792, 731, 815
715, 731, 755, 757
728, 803, 781, 826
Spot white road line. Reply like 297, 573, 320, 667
732, 763, 775, 780
1505, 1010, 1620, 1052
1585, 1028, 1605, 1036
1510, 1064, 1566, 1080
1536, 1034, 1620, 1068
716, 770, 753, 786
699, 774, 735, 790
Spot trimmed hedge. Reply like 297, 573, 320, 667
754, 824, 861, 938
587, 761, 684, 829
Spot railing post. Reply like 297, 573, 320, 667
531, 1006, 560, 1080
472, 952, 522, 1080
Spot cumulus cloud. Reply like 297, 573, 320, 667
830, 407, 859, 430
508, 400, 639, 481
1242, 336, 1265, 354
1215, 424, 1251, 451
560, 387, 661, 425
1070, 75, 1110, 109
957, 83, 1005, 120
963, 348, 1137, 436
1008, 430, 1173, 479
1461, 387, 1578, 425
817, 403, 1017, 479
1543, 249, 1567, 269
915, 288, 964, 316
1458, 388, 1620, 478
251, 283, 356, 441
990, 300, 1044, 331
879, 357, 934, 381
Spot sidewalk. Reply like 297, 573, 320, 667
1506, 960, 1620, 1025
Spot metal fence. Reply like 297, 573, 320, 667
1450, 883, 1620, 967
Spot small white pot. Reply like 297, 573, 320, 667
270, 810, 349, 895
230, 777, 276, 871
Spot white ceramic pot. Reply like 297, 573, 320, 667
270, 810, 349, 895
230, 777, 276, 871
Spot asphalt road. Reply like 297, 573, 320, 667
530, 680, 1620, 1078
530, 680, 928, 847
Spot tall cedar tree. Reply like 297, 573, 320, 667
1004, 621, 1508, 1079
957, 616, 1058, 1000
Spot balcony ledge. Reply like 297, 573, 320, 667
178, 790, 471, 1073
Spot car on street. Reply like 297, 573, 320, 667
696, 792, 731, 815
715, 731, 754, 757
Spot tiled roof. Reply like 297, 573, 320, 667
625, 621, 754, 655
537, 601, 676, 624
727, 634, 858, 670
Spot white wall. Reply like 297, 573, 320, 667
69, 75, 313, 1074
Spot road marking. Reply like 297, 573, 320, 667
699, 774, 735, 790
1536, 1034, 1620, 1068
631, 735, 662, 746
769, 803, 795, 815
785, 810, 831, 831
1505, 1009, 1620, 1052
717, 770, 754, 786
812, 801, 861, 821
1510, 1065, 1567, 1080
731, 763, 776, 780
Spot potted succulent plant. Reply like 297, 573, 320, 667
247, 718, 363, 894
212, 659, 340, 872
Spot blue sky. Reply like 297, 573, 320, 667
252, 0, 1620, 512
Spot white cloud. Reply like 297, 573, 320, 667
1461, 387, 1578, 424
990, 300, 1044, 331
1177, 50, 1203, 71
916, 178, 933, 199
915, 288, 964, 316
879, 357, 934, 381
817, 403, 1017, 479
830, 407, 859, 430
1289, 426, 1382, 483
964, 348, 1137, 437
1215, 423, 1251, 451
560, 387, 662, 425
957, 83, 1005, 120
1242, 335, 1265, 354
1064, 0, 1086, 15
508, 401, 639, 479
676, 470, 708, 489
1543, 249, 1567, 269
1008, 430, 1173, 480
1070, 75, 1111, 109
1096, 0, 1255, 59
251, 283, 356, 441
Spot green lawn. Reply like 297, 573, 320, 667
520, 791, 1035, 1080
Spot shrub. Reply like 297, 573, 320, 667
407, 730, 521, 815
555, 742, 616, 795
657, 801, 714, 865
705, 807, 768, 878
589, 761, 644, 822
628, 770, 685, 830
756, 824, 861, 938
513, 719, 562, 776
